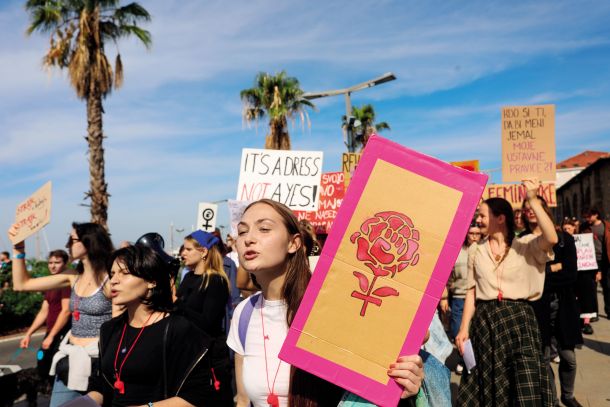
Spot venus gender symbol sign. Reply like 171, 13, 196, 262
201, 208, 214, 230
350, 211, 420, 317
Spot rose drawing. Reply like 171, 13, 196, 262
349, 211, 420, 316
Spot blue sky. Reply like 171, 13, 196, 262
1, 0, 610, 255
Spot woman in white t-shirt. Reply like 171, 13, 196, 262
227, 199, 424, 407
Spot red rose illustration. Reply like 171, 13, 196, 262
349, 211, 420, 316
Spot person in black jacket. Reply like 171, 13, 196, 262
176, 230, 234, 406
87, 245, 218, 407
523, 198, 584, 407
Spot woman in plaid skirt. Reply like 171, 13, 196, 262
455, 179, 558, 406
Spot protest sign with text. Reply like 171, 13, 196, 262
482, 182, 556, 208
236, 149, 323, 211
228, 199, 251, 237
342, 152, 361, 189
502, 104, 556, 182
574, 233, 598, 271
11, 181, 52, 244
294, 172, 345, 234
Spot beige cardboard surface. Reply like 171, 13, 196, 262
502, 104, 556, 182
482, 182, 557, 208
11, 181, 52, 244
296, 159, 462, 383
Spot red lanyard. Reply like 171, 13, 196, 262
113, 313, 154, 394
72, 294, 81, 321
261, 297, 282, 407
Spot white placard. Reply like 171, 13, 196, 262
236, 148, 323, 211
574, 233, 598, 271
196, 202, 218, 232
228, 199, 251, 237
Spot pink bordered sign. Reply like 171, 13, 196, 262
279, 136, 488, 406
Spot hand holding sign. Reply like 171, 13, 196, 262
8, 223, 25, 249
522, 177, 540, 200
10, 182, 52, 245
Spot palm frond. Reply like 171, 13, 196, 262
25, 2, 64, 35
113, 2, 151, 25
118, 25, 152, 48
375, 122, 390, 131
114, 53, 123, 89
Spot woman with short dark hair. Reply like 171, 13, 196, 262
87, 245, 218, 406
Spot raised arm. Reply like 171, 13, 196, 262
523, 178, 558, 251
8, 225, 74, 292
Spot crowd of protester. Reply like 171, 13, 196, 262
5, 178, 610, 406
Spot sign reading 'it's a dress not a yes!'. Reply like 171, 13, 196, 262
280, 135, 488, 406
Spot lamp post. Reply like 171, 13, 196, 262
303, 72, 396, 152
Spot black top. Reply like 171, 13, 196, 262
94, 313, 218, 407
531, 231, 583, 349
100, 317, 166, 406
176, 272, 229, 337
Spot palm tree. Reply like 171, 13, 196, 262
342, 104, 390, 151
25, 0, 152, 229
241, 71, 315, 150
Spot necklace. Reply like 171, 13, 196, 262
113, 312, 155, 395
260, 296, 282, 407
489, 240, 510, 301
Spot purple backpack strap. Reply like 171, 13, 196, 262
238, 293, 261, 351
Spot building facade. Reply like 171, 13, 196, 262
556, 157, 610, 222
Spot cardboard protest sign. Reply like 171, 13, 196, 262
482, 182, 556, 208
294, 172, 345, 234
342, 152, 361, 189
236, 149, 323, 211
196, 202, 218, 232
451, 159, 479, 172
11, 181, 52, 244
228, 199, 251, 237
502, 104, 556, 182
574, 233, 598, 271
279, 136, 487, 406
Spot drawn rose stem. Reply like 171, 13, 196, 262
351, 274, 380, 316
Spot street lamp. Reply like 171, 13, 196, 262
303, 72, 396, 152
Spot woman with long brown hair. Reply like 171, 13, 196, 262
227, 199, 423, 407
455, 179, 558, 406
175, 230, 233, 406
9, 222, 115, 407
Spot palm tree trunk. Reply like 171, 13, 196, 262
85, 92, 109, 229
265, 118, 291, 150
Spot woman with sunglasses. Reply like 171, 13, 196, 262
9, 222, 115, 407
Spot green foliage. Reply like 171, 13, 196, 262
342, 103, 390, 150
0, 260, 50, 333
241, 71, 315, 149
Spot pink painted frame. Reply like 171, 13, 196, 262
279, 136, 488, 406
